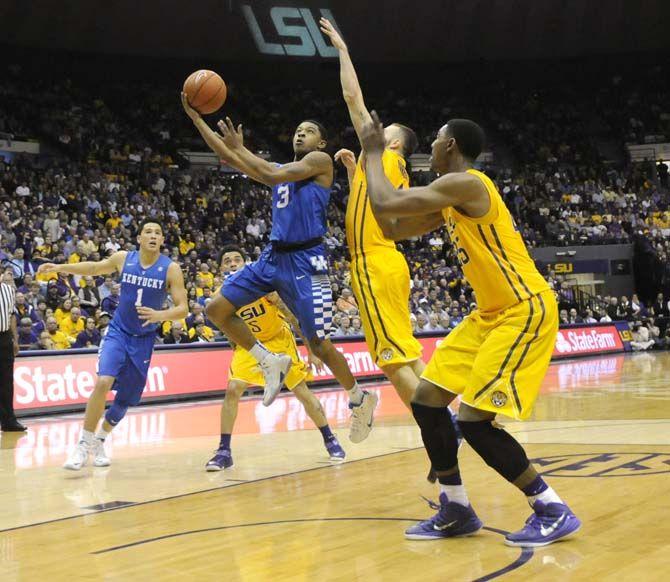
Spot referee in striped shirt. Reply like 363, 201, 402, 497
0, 281, 26, 431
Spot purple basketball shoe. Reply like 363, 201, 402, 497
505, 501, 581, 547
405, 493, 483, 540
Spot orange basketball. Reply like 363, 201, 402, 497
183, 70, 227, 115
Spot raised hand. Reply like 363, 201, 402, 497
217, 117, 244, 150
181, 91, 201, 122
319, 18, 347, 52
334, 149, 357, 172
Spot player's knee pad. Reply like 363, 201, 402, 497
411, 403, 459, 469
458, 419, 529, 483
411, 402, 448, 430
105, 401, 129, 427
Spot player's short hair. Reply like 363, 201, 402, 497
301, 119, 328, 141
217, 244, 247, 266
138, 219, 163, 234
392, 123, 419, 157
445, 119, 485, 161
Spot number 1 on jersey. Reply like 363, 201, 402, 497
135, 288, 144, 307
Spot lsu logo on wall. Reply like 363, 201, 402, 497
242, 4, 341, 58
619, 329, 633, 342
530, 453, 670, 477
552, 262, 574, 274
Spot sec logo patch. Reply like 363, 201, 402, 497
381, 349, 394, 361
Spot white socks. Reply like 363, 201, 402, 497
96, 427, 111, 442
80, 429, 95, 447
250, 341, 271, 363
529, 486, 563, 506
440, 484, 470, 507
347, 382, 364, 405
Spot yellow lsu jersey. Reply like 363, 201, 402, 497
443, 169, 550, 313
237, 296, 286, 342
345, 149, 410, 256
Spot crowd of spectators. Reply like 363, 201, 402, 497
1, 54, 670, 351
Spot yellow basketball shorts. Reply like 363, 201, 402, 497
422, 290, 558, 420
350, 249, 422, 367
229, 325, 312, 390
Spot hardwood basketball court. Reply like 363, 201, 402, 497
1, 351, 669, 580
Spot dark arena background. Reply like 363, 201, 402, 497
0, 1, 669, 580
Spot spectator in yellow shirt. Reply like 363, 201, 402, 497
197, 264, 214, 288
188, 316, 215, 342
55, 298, 74, 324
59, 307, 85, 343
105, 211, 122, 231
46, 317, 72, 349
179, 233, 195, 256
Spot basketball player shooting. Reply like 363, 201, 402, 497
182, 95, 377, 443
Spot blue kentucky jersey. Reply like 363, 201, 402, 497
114, 251, 172, 336
270, 178, 330, 243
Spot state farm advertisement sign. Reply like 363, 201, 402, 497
553, 325, 625, 358
14, 337, 443, 413
14, 324, 630, 414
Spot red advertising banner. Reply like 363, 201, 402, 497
13, 338, 443, 412
552, 325, 625, 358
13, 324, 628, 413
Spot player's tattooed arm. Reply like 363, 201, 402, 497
137, 263, 189, 326
361, 111, 489, 218
320, 18, 373, 144
267, 293, 325, 373
37, 251, 127, 277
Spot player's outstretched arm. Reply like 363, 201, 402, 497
217, 118, 332, 187
181, 93, 267, 184
361, 111, 489, 219
137, 263, 189, 326
37, 252, 127, 277
320, 18, 372, 142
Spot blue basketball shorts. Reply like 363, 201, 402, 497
97, 323, 155, 406
221, 243, 333, 341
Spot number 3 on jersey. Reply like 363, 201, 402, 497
277, 184, 290, 208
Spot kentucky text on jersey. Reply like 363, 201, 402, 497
120, 272, 166, 289
114, 251, 172, 336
